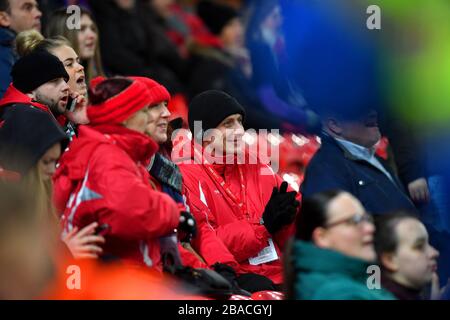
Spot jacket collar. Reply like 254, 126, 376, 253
320, 132, 409, 200
90, 124, 159, 165
292, 240, 371, 282
0, 84, 51, 114
321, 132, 393, 168
0, 27, 15, 46
320, 132, 363, 161
381, 273, 422, 300
335, 136, 376, 160
54, 125, 158, 183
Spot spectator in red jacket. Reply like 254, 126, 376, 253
0, 49, 69, 120
130, 76, 199, 272
15, 30, 90, 133
139, 78, 255, 297
177, 90, 300, 292
53, 76, 180, 271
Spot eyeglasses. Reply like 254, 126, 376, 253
325, 213, 374, 229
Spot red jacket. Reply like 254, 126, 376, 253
178, 153, 298, 284
0, 84, 51, 114
53, 124, 180, 271
0, 84, 67, 126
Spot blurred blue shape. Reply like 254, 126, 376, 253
280, 0, 382, 120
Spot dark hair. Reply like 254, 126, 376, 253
244, 0, 278, 47
89, 77, 132, 105
0, 0, 10, 13
374, 211, 420, 257
295, 190, 343, 241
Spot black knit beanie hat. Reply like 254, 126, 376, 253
197, 0, 239, 35
0, 105, 69, 176
11, 50, 69, 93
188, 90, 246, 140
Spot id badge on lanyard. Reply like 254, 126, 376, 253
248, 239, 279, 265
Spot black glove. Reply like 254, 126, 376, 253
212, 263, 251, 296
212, 263, 238, 284
178, 211, 197, 242
236, 273, 278, 293
261, 181, 299, 234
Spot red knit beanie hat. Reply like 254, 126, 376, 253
87, 77, 152, 125
130, 76, 171, 106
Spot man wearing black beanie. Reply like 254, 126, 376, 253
0, 50, 70, 122
178, 90, 300, 293
188, 89, 246, 146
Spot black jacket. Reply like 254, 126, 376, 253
301, 133, 417, 215
0, 27, 16, 98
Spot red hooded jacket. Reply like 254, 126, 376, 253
0, 84, 67, 126
53, 124, 180, 271
0, 84, 51, 114
178, 149, 299, 284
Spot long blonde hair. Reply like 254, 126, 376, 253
22, 166, 59, 233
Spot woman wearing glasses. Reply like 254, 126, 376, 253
285, 190, 395, 300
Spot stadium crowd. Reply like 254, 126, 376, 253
0, 0, 449, 300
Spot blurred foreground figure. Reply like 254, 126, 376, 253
0, 179, 56, 299
0, 179, 198, 300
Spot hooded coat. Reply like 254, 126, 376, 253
0, 84, 69, 129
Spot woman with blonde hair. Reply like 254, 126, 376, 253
45, 7, 105, 83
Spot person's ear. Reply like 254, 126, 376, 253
326, 118, 343, 136
380, 252, 399, 273
312, 227, 331, 248
0, 11, 11, 28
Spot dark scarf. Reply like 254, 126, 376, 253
149, 152, 184, 271
148, 152, 183, 196
381, 274, 422, 300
